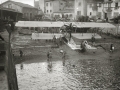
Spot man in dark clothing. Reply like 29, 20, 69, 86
68, 23, 72, 41
53, 35, 56, 44
19, 50, 23, 57
62, 51, 66, 66
91, 35, 95, 45
59, 36, 62, 46
47, 52, 50, 62
20, 63, 23, 70
110, 44, 114, 53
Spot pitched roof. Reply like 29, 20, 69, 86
0, 6, 22, 13
1, 1, 37, 9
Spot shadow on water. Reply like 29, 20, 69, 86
47, 62, 52, 73
15, 57, 120, 90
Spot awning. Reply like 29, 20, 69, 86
15, 21, 116, 28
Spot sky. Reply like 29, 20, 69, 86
0, 0, 37, 6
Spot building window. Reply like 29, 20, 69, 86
99, 3, 101, 7
30, 13, 32, 18
47, 10, 48, 13
78, 2, 81, 6
8, 4, 12, 8
77, 11, 81, 15
46, 3, 48, 6
50, 10, 52, 13
69, 14, 73, 18
90, 12, 92, 15
89, 4, 92, 8
115, 3, 118, 7
50, 2, 52, 6
97, 12, 101, 18
61, 3, 63, 5
24, 13, 26, 17
114, 12, 119, 17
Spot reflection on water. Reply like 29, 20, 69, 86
0, 71, 8, 90
16, 61, 83, 90
16, 58, 120, 90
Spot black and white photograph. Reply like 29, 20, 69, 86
0, 0, 120, 90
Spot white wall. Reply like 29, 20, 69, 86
111, 2, 120, 18
102, 1, 120, 19
39, 0, 44, 13
52, 1, 60, 12
75, 0, 87, 19
87, 3, 93, 17
87, 1, 120, 19
97, 4, 104, 19
59, 0, 66, 10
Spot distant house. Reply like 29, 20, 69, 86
44, 0, 66, 17
44, 0, 75, 20
87, 0, 120, 20
0, 0, 38, 20
53, 9, 74, 20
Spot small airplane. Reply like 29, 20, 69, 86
15, 21, 115, 50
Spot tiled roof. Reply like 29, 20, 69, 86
1, 1, 37, 9
0, 6, 22, 13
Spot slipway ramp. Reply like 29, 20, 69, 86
62, 37, 81, 50
68, 38, 81, 50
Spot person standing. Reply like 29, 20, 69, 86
53, 35, 56, 44
20, 62, 23, 70
69, 23, 72, 41
49, 50, 52, 65
62, 51, 66, 66
19, 49, 23, 61
59, 36, 62, 46
110, 44, 114, 53
91, 35, 95, 45
47, 51, 50, 62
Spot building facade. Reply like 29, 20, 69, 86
38, 0, 88, 20
39, 0, 45, 13
74, 0, 87, 19
1, 1, 38, 20
44, 0, 66, 17
87, 0, 120, 20
53, 0, 75, 20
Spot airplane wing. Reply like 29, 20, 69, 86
15, 21, 115, 28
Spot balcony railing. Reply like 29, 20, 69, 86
104, 7, 112, 12
114, 6, 119, 10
